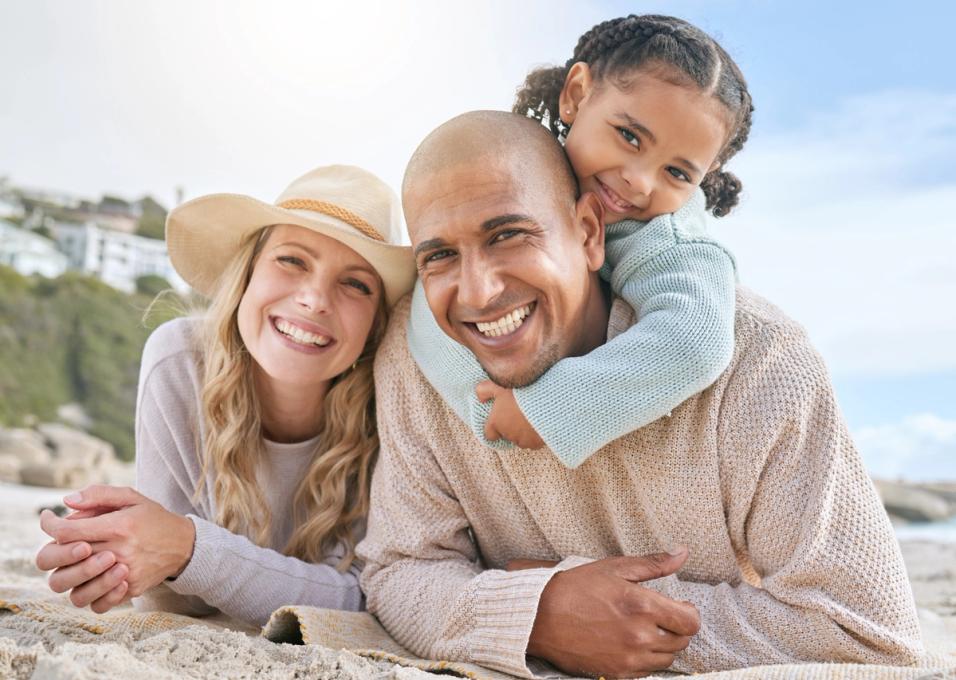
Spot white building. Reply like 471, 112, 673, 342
0, 220, 68, 278
51, 220, 189, 294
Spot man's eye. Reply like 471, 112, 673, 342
618, 127, 640, 148
491, 229, 521, 243
423, 249, 454, 264
667, 167, 691, 182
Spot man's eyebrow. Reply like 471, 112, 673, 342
414, 237, 446, 258
615, 113, 703, 176
481, 214, 533, 232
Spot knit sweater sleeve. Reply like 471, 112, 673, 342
359, 301, 572, 679
133, 319, 363, 627
514, 191, 735, 467
639, 316, 924, 671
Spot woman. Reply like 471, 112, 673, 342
34, 165, 416, 625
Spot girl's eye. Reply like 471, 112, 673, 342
345, 279, 372, 295
667, 167, 691, 183
277, 255, 306, 267
618, 127, 640, 148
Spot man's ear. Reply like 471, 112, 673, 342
558, 62, 593, 127
574, 191, 605, 273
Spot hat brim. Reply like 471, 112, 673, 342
166, 193, 416, 307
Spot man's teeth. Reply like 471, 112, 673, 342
275, 319, 331, 346
475, 304, 533, 337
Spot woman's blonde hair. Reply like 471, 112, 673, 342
196, 226, 386, 569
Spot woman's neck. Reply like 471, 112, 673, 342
254, 368, 330, 444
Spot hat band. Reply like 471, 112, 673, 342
277, 199, 385, 242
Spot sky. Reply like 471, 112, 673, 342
2, 0, 954, 480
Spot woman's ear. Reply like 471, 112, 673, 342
574, 191, 605, 273
558, 62, 593, 127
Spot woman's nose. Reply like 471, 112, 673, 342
295, 278, 333, 314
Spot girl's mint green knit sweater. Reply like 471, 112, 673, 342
407, 189, 737, 468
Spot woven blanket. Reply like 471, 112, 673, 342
2, 587, 954, 680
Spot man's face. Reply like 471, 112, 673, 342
408, 157, 603, 388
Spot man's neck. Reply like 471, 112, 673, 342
572, 275, 612, 358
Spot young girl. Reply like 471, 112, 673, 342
35, 166, 416, 624
408, 14, 754, 468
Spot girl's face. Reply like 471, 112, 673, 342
237, 224, 382, 391
560, 64, 729, 222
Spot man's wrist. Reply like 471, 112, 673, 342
170, 513, 196, 580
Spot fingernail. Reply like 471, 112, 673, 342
64, 492, 82, 504
97, 552, 114, 566
72, 543, 89, 559
666, 544, 688, 556
111, 564, 127, 578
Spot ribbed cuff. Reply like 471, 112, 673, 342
468, 561, 585, 678
166, 514, 222, 596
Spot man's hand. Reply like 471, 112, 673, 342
528, 550, 700, 678
36, 485, 196, 614
476, 380, 546, 449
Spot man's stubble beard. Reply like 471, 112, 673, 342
479, 339, 562, 389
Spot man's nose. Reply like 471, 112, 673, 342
456, 254, 505, 311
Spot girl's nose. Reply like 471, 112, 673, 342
621, 163, 653, 197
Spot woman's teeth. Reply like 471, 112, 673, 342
275, 319, 331, 347
475, 304, 533, 338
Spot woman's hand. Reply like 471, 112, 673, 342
37, 485, 196, 613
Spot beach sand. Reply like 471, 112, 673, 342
2, 481, 954, 679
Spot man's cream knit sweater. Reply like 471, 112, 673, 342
357, 289, 923, 678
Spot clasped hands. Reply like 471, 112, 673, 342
35, 485, 195, 614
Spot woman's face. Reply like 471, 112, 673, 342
237, 224, 382, 390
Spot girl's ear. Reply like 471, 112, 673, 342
559, 62, 593, 127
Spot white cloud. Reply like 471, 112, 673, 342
854, 413, 956, 482
712, 90, 956, 377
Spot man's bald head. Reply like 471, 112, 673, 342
402, 111, 578, 230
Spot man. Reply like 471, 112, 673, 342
357, 111, 922, 679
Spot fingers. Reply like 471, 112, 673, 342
69, 562, 129, 609
41, 508, 124, 544
651, 627, 693, 654
610, 549, 688, 583
90, 580, 130, 614
64, 485, 141, 511
475, 380, 501, 403
48, 550, 118, 594
36, 540, 92, 571
638, 590, 700, 637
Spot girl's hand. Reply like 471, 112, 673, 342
38, 485, 196, 613
476, 381, 546, 450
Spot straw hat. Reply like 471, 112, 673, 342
166, 165, 416, 306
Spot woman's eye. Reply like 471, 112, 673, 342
277, 255, 305, 267
345, 279, 372, 295
667, 167, 691, 182
618, 127, 640, 148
